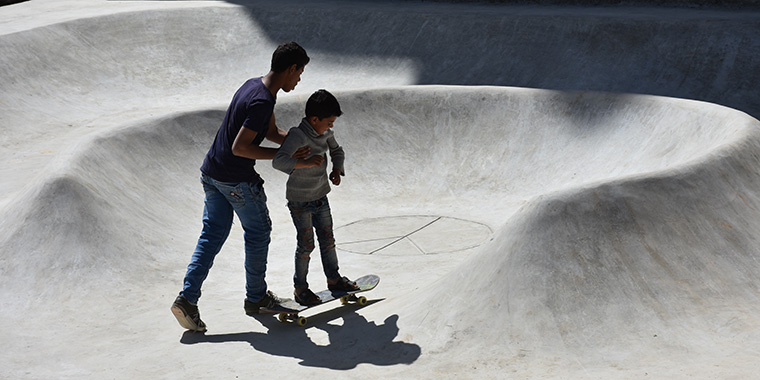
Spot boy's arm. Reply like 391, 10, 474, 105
327, 134, 345, 185
273, 131, 324, 173
273, 130, 300, 173
232, 103, 282, 160
265, 113, 288, 145
232, 126, 278, 160
327, 134, 345, 175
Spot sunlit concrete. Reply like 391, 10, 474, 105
2, 1, 760, 379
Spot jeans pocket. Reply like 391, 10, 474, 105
216, 182, 246, 209
247, 182, 267, 203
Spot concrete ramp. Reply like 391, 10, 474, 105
3, 1, 760, 379
3, 85, 760, 378
336, 87, 760, 377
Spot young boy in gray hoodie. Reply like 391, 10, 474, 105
273, 89, 359, 306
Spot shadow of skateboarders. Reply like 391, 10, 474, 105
181, 313, 420, 369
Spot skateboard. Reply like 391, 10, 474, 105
276, 274, 380, 326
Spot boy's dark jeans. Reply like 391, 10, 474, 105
288, 196, 341, 289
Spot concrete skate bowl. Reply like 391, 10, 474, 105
4, 83, 760, 378
3, 2, 760, 379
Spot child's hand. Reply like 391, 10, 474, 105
293, 154, 323, 169
329, 169, 342, 185
305, 155, 324, 168
291, 145, 311, 159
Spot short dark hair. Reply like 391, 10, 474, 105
305, 90, 343, 119
271, 42, 309, 73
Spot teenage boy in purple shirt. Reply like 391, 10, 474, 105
171, 42, 310, 332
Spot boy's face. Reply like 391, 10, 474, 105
308, 115, 337, 135
282, 64, 305, 92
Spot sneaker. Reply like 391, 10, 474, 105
171, 295, 207, 332
328, 276, 359, 292
294, 288, 321, 306
244, 290, 285, 315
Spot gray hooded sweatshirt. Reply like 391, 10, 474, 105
273, 118, 345, 202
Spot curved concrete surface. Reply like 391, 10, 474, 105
3, 1, 760, 379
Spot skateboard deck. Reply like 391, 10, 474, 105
276, 274, 380, 326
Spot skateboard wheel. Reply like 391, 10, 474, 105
296, 317, 308, 327
357, 296, 368, 306
278, 313, 288, 323
340, 295, 349, 305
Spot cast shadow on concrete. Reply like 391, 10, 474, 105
180, 307, 420, 369
0, 0, 28, 5
220, 0, 760, 119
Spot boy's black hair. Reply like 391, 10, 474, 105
271, 42, 310, 73
305, 89, 343, 119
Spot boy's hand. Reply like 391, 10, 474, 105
305, 155, 324, 168
329, 169, 342, 185
291, 145, 311, 159
293, 154, 323, 169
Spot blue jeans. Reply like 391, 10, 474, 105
288, 196, 341, 289
181, 173, 272, 304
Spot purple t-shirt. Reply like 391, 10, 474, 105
201, 77, 275, 182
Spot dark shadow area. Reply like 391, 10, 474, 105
180, 310, 420, 369
0, 0, 28, 5
415, 0, 760, 8
211, 0, 760, 120
124, 0, 760, 8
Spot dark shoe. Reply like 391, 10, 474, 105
328, 276, 359, 292
295, 288, 321, 306
171, 295, 207, 332
244, 290, 284, 315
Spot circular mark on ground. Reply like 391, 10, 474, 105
335, 215, 493, 256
